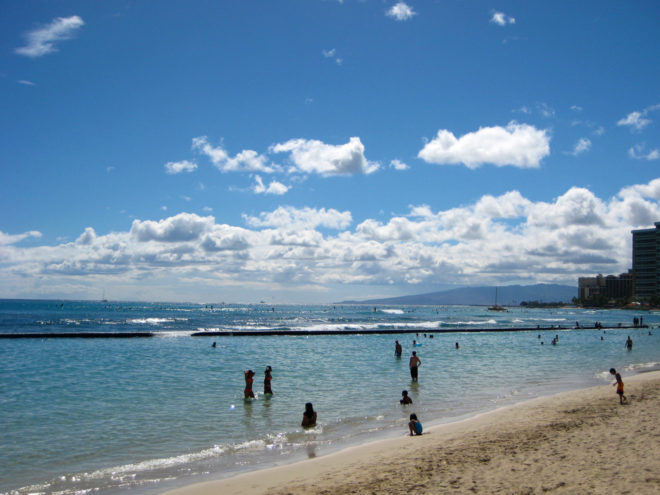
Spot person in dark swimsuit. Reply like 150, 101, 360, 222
244, 370, 255, 399
301, 402, 317, 428
264, 366, 273, 395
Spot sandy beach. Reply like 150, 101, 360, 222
164, 370, 660, 495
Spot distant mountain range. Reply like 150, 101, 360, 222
338, 284, 577, 306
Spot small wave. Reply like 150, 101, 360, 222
381, 309, 404, 315
127, 318, 174, 325
624, 361, 660, 372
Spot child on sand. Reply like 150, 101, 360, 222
400, 390, 412, 404
609, 368, 627, 404
408, 413, 423, 436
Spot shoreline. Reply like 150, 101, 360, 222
164, 371, 660, 495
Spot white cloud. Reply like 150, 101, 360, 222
192, 136, 279, 173
243, 206, 352, 230
390, 159, 410, 171
629, 144, 660, 161
386, 2, 417, 21
4, 180, 660, 302
617, 104, 660, 132
570, 105, 583, 112
17, 80, 36, 86
131, 213, 214, 242
322, 48, 342, 65
418, 122, 550, 169
490, 11, 515, 26
253, 175, 290, 195
15, 16, 85, 58
164, 160, 198, 174
0, 230, 42, 246
271, 137, 379, 176
568, 138, 592, 156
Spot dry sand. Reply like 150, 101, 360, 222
164, 371, 660, 495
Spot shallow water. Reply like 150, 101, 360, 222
1, 300, 658, 495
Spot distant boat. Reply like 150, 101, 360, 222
488, 287, 507, 312
101, 289, 108, 303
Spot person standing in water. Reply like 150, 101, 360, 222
301, 402, 317, 427
625, 336, 633, 350
609, 368, 627, 404
244, 370, 255, 399
409, 351, 421, 382
264, 366, 273, 395
395, 340, 402, 357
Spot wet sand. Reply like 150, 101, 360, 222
164, 371, 660, 495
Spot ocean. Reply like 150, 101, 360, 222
1, 299, 658, 495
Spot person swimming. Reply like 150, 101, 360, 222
301, 402, 317, 428
400, 390, 412, 404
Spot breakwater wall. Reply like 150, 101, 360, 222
1, 325, 648, 338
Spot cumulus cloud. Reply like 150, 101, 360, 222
15, 16, 85, 58
617, 104, 660, 132
192, 136, 279, 173
567, 137, 591, 156
243, 206, 352, 230
253, 175, 289, 195
3, 180, 660, 302
386, 2, 417, 21
131, 213, 214, 242
390, 159, 410, 171
490, 11, 515, 26
164, 160, 198, 174
629, 144, 660, 161
418, 122, 550, 169
271, 137, 379, 176
0, 230, 42, 245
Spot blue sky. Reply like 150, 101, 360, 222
1, 1, 659, 303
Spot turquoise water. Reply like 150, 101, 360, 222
1, 300, 659, 495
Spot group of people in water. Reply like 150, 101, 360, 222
230, 326, 644, 436
243, 366, 273, 399
241, 366, 317, 427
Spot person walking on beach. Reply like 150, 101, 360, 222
244, 370, 256, 399
301, 402, 317, 428
395, 340, 402, 357
264, 366, 273, 395
409, 351, 421, 382
408, 413, 423, 436
400, 390, 412, 404
609, 368, 627, 404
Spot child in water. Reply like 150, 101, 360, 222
264, 366, 273, 395
244, 370, 255, 399
301, 402, 317, 428
408, 413, 423, 436
400, 390, 413, 404
609, 368, 627, 404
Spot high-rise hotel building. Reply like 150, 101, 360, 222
632, 222, 660, 299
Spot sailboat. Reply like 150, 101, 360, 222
488, 287, 507, 311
